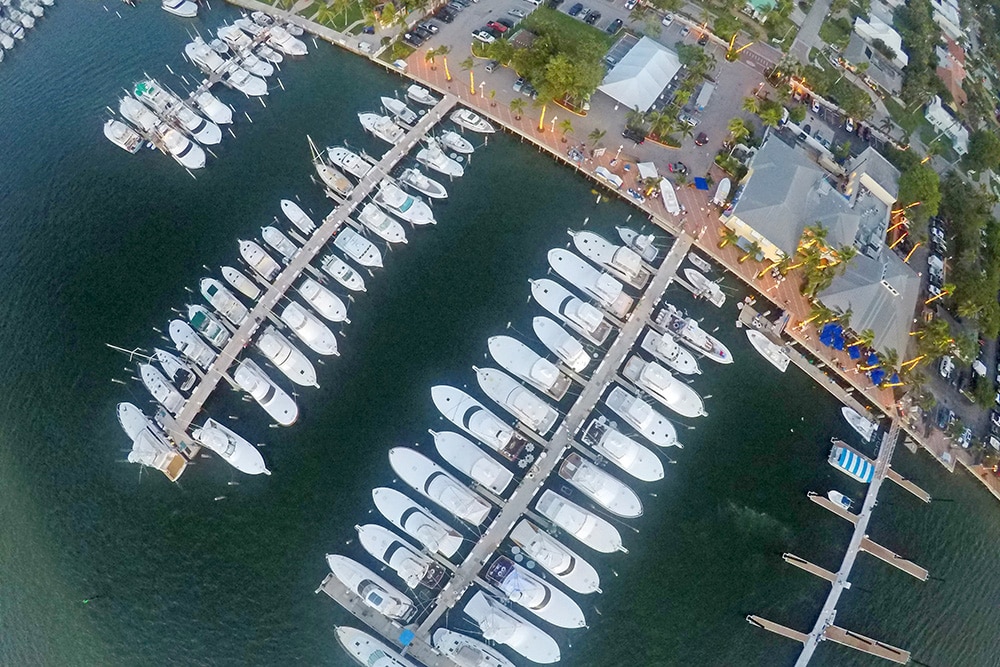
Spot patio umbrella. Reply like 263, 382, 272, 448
694, 177, 709, 190
869, 368, 886, 385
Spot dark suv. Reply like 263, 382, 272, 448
568, 3, 583, 16
622, 127, 646, 144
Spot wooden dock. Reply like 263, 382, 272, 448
807, 491, 859, 524
782, 553, 838, 583
886, 469, 932, 503
859, 537, 929, 581
822, 625, 910, 664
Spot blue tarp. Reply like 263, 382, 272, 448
848, 344, 862, 359
694, 177, 709, 190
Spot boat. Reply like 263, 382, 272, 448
374, 180, 436, 225
474, 367, 559, 436
558, 452, 643, 518
280, 301, 339, 356
192, 90, 233, 125
827, 489, 853, 510
659, 177, 681, 215
9, 8, 33, 29
683, 268, 725, 307
162, 0, 197, 18
439, 130, 474, 154
225, 65, 269, 96
406, 84, 438, 106
239, 239, 281, 282
325, 555, 416, 622
535, 490, 624, 553
139, 363, 185, 415
687, 252, 712, 273
297, 278, 348, 322
283, 21, 304, 36
200, 278, 249, 326
508, 519, 601, 594
261, 225, 299, 262
168, 319, 217, 370
355, 202, 407, 244
432, 629, 516, 667
841, 406, 878, 441
568, 229, 649, 288
255, 42, 284, 64
451, 108, 495, 133
234, 17, 265, 36
388, 447, 492, 526
580, 417, 663, 482
0, 32, 12, 51
266, 25, 308, 56
355, 524, 446, 589
209, 37, 230, 54
160, 127, 206, 170
320, 255, 366, 292
640, 329, 701, 375
487, 335, 571, 400
430, 430, 514, 495
216, 25, 274, 77
416, 137, 464, 177
712, 176, 731, 206
430, 385, 525, 461
463, 592, 560, 665
119, 96, 160, 134
334, 228, 383, 268
371, 487, 463, 559
256, 325, 319, 387
605, 385, 678, 448
251, 10, 274, 26
336, 627, 419, 667
746, 329, 789, 372
315, 161, 353, 197
154, 348, 197, 392
104, 119, 143, 154
615, 226, 659, 262
185, 38, 268, 96
532, 316, 590, 372
398, 167, 447, 200
655, 303, 733, 364
116, 402, 187, 481
1, 19, 25, 40
191, 418, 270, 475
187, 304, 231, 348
22, 1, 43, 19
222, 266, 261, 301
134, 80, 222, 146
326, 145, 372, 179
828, 439, 874, 483
484, 555, 586, 628
358, 112, 405, 145
547, 248, 633, 318
621, 355, 706, 418
233, 358, 299, 426
529, 279, 612, 345
381, 95, 418, 125
280, 199, 317, 235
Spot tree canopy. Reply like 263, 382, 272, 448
964, 130, 1000, 172
897, 163, 940, 225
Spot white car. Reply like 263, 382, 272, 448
845, 117, 855, 133
811, 99, 821, 113
939, 355, 954, 379
472, 29, 495, 43
661, 12, 673, 25
508, 7, 526, 17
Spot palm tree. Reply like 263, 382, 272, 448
742, 96, 760, 114
727, 117, 750, 142
509, 97, 526, 120
856, 328, 876, 347
740, 241, 762, 263
803, 302, 836, 327
678, 123, 695, 143
313, 2, 338, 25
718, 227, 740, 249
588, 128, 606, 149
425, 46, 440, 70
489, 89, 497, 107
558, 118, 574, 143
625, 106, 646, 131
879, 348, 899, 371
760, 106, 783, 127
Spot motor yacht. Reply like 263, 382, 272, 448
239, 239, 281, 281
416, 137, 464, 177
547, 248, 633, 318
535, 489, 625, 553
255, 42, 283, 64
430, 385, 524, 461
256, 325, 319, 387
683, 268, 725, 307
168, 319, 216, 370
621, 355, 706, 418
162, 0, 197, 18
280, 199, 316, 235
374, 180, 435, 225
233, 358, 298, 426
580, 417, 663, 482
225, 65, 269, 96
371, 487, 463, 559
187, 304, 231, 348
261, 225, 299, 262
355, 524, 446, 589
222, 266, 261, 301
406, 84, 438, 106
463, 592, 560, 665
116, 402, 187, 481
473, 366, 558, 436
380, 95, 418, 125
746, 328, 789, 372
326, 145, 372, 179
388, 447, 492, 526
139, 363, 185, 415
430, 430, 514, 495
568, 229, 649, 288
119, 96, 159, 134
200, 278, 249, 326
398, 167, 447, 200
655, 303, 733, 364
532, 316, 590, 372
325, 555, 416, 622
336, 627, 418, 667
604, 385, 678, 448
487, 335, 570, 400
450, 108, 495, 133
320, 254, 366, 292
558, 452, 643, 518
104, 119, 143, 154
439, 130, 474, 154
529, 279, 611, 345
154, 348, 197, 392
266, 25, 308, 56
1, 18, 25, 40
297, 278, 348, 322
432, 629, 516, 667
192, 418, 270, 475
134, 80, 221, 146
358, 112, 405, 145
160, 126, 206, 170
280, 301, 339, 356
615, 225, 658, 262
192, 90, 232, 125
509, 519, 601, 594
841, 406, 877, 441
484, 555, 586, 628
355, 202, 407, 244
334, 227, 383, 268
640, 328, 701, 375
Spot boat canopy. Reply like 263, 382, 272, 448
834, 446, 874, 483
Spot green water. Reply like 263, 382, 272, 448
1, 3, 999, 666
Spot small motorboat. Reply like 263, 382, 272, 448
841, 406, 878, 441
103, 119, 143, 154
463, 591, 560, 665
337, 627, 419, 667
529, 278, 611, 345
388, 447, 492, 526
297, 278, 348, 323
508, 519, 601, 594
334, 227, 383, 269
380, 95, 418, 125
371, 487, 463, 559
256, 325, 318, 388
261, 225, 299, 262
320, 255, 366, 292
168, 319, 217, 370
139, 363, 185, 415
451, 108, 495, 133
746, 329, 790, 372
358, 112, 405, 145
398, 167, 447, 200
559, 452, 643, 518
161, 0, 197, 18
222, 266, 262, 301
659, 177, 680, 215
683, 268, 725, 308
430, 430, 514, 496
535, 490, 625, 553
280, 199, 317, 235
616, 225, 659, 262
568, 229, 650, 289
233, 359, 298, 426
192, 418, 270, 475
251, 11, 274, 26
154, 348, 197, 393
547, 248, 633, 318
828, 489, 853, 510
326, 145, 372, 180
439, 130, 474, 154
406, 84, 438, 106
239, 239, 281, 282
355, 202, 407, 244
325, 555, 416, 622
688, 252, 712, 273
605, 385, 678, 448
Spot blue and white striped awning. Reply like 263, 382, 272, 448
834, 446, 874, 483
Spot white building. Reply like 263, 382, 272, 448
925, 95, 969, 155
853, 15, 908, 69
929, 0, 962, 40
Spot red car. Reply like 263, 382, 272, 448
486, 20, 508, 33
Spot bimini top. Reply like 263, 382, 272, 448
830, 444, 874, 483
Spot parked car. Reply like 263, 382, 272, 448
678, 113, 699, 127
487, 20, 508, 32
584, 10, 600, 23
845, 117, 855, 133
568, 2, 584, 16
606, 18, 623, 33
497, 18, 515, 28
622, 127, 646, 144
697, 32, 709, 45
402, 32, 425, 46
940, 355, 955, 379
680, 25, 690, 36
484, 59, 500, 73
513, 76, 525, 92
547, 0, 563, 6
959, 427, 972, 448
418, 21, 439, 33
661, 12, 673, 25
509, 7, 527, 17
936, 406, 953, 430
472, 30, 495, 43
412, 26, 433, 39
624, 0, 637, 8
436, 9, 455, 22
811, 98, 821, 113
694, 131, 709, 146
522, 82, 536, 97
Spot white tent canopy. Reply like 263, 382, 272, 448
598, 37, 681, 112
636, 162, 658, 180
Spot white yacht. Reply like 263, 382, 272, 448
280, 199, 316, 235
104, 119, 143, 154
430, 385, 524, 461
255, 42, 284, 64
374, 180, 436, 225
334, 227, 383, 268
451, 108, 495, 133
326, 145, 372, 179
154, 348, 197, 392
261, 225, 299, 262
116, 402, 187, 481
160, 126, 206, 170
430, 430, 514, 495
162, 0, 198, 18
487, 335, 571, 400
371, 487, 463, 559
580, 417, 663, 482
22, 1, 43, 19
192, 418, 270, 475
388, 447, 492, 526
234, 17, 264, 36
266, 25, 307, 56
380, 95, 418, 125
134, 80, 222, 146
320, 254, 366, 292
217, 25, 274, 77
605, 385, 678, 448
226, 65, 269, 96
168, 319, 217, 370
336, 627, 418, 667
280, 301, 339, 356
139, 363, 185, 415
297, 278, 348, 322
615, 226, 659, 262
256, 325, 318, 387
315, 161, 352, 197
474, 367, 559, 436
406, 84, 438, 106
217, 23, 254, 51
187, 304, 231, 348
200, 278, 249, 326
355, 202, 407, 244
233, 358, 298, 426
192, 90, 233, 125
355, 524, 446, 589
439, 130, 474, 154
185, 38, 268, 96
535, 489, 625, 553
568, 229, 649, 288
1, 18, 25, 40
358, 112, 405, 145
239, 239, 281, 282
532, 316, 590, 372
417, 137, 464, 177
432, 629, 516, 667
325, 555, 416, 622
656, 303, 733, 364
509, 519, 601, 594
841, 406, 878, 441
0, 31, 12, 51
464, 592, 560, 665
622, 355, 706, 418
558, 452, 643, 518
683, 268, 725, 307
529, 279, 612, 345
484, 555, 586, 628
746, 328, 789, 372
640, 328, 701, 375
10, 7, 33, 28
119, 96, 159, 134
398, 167, 448, 200
547, 248, 633, 318
222, 266, 262, 301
